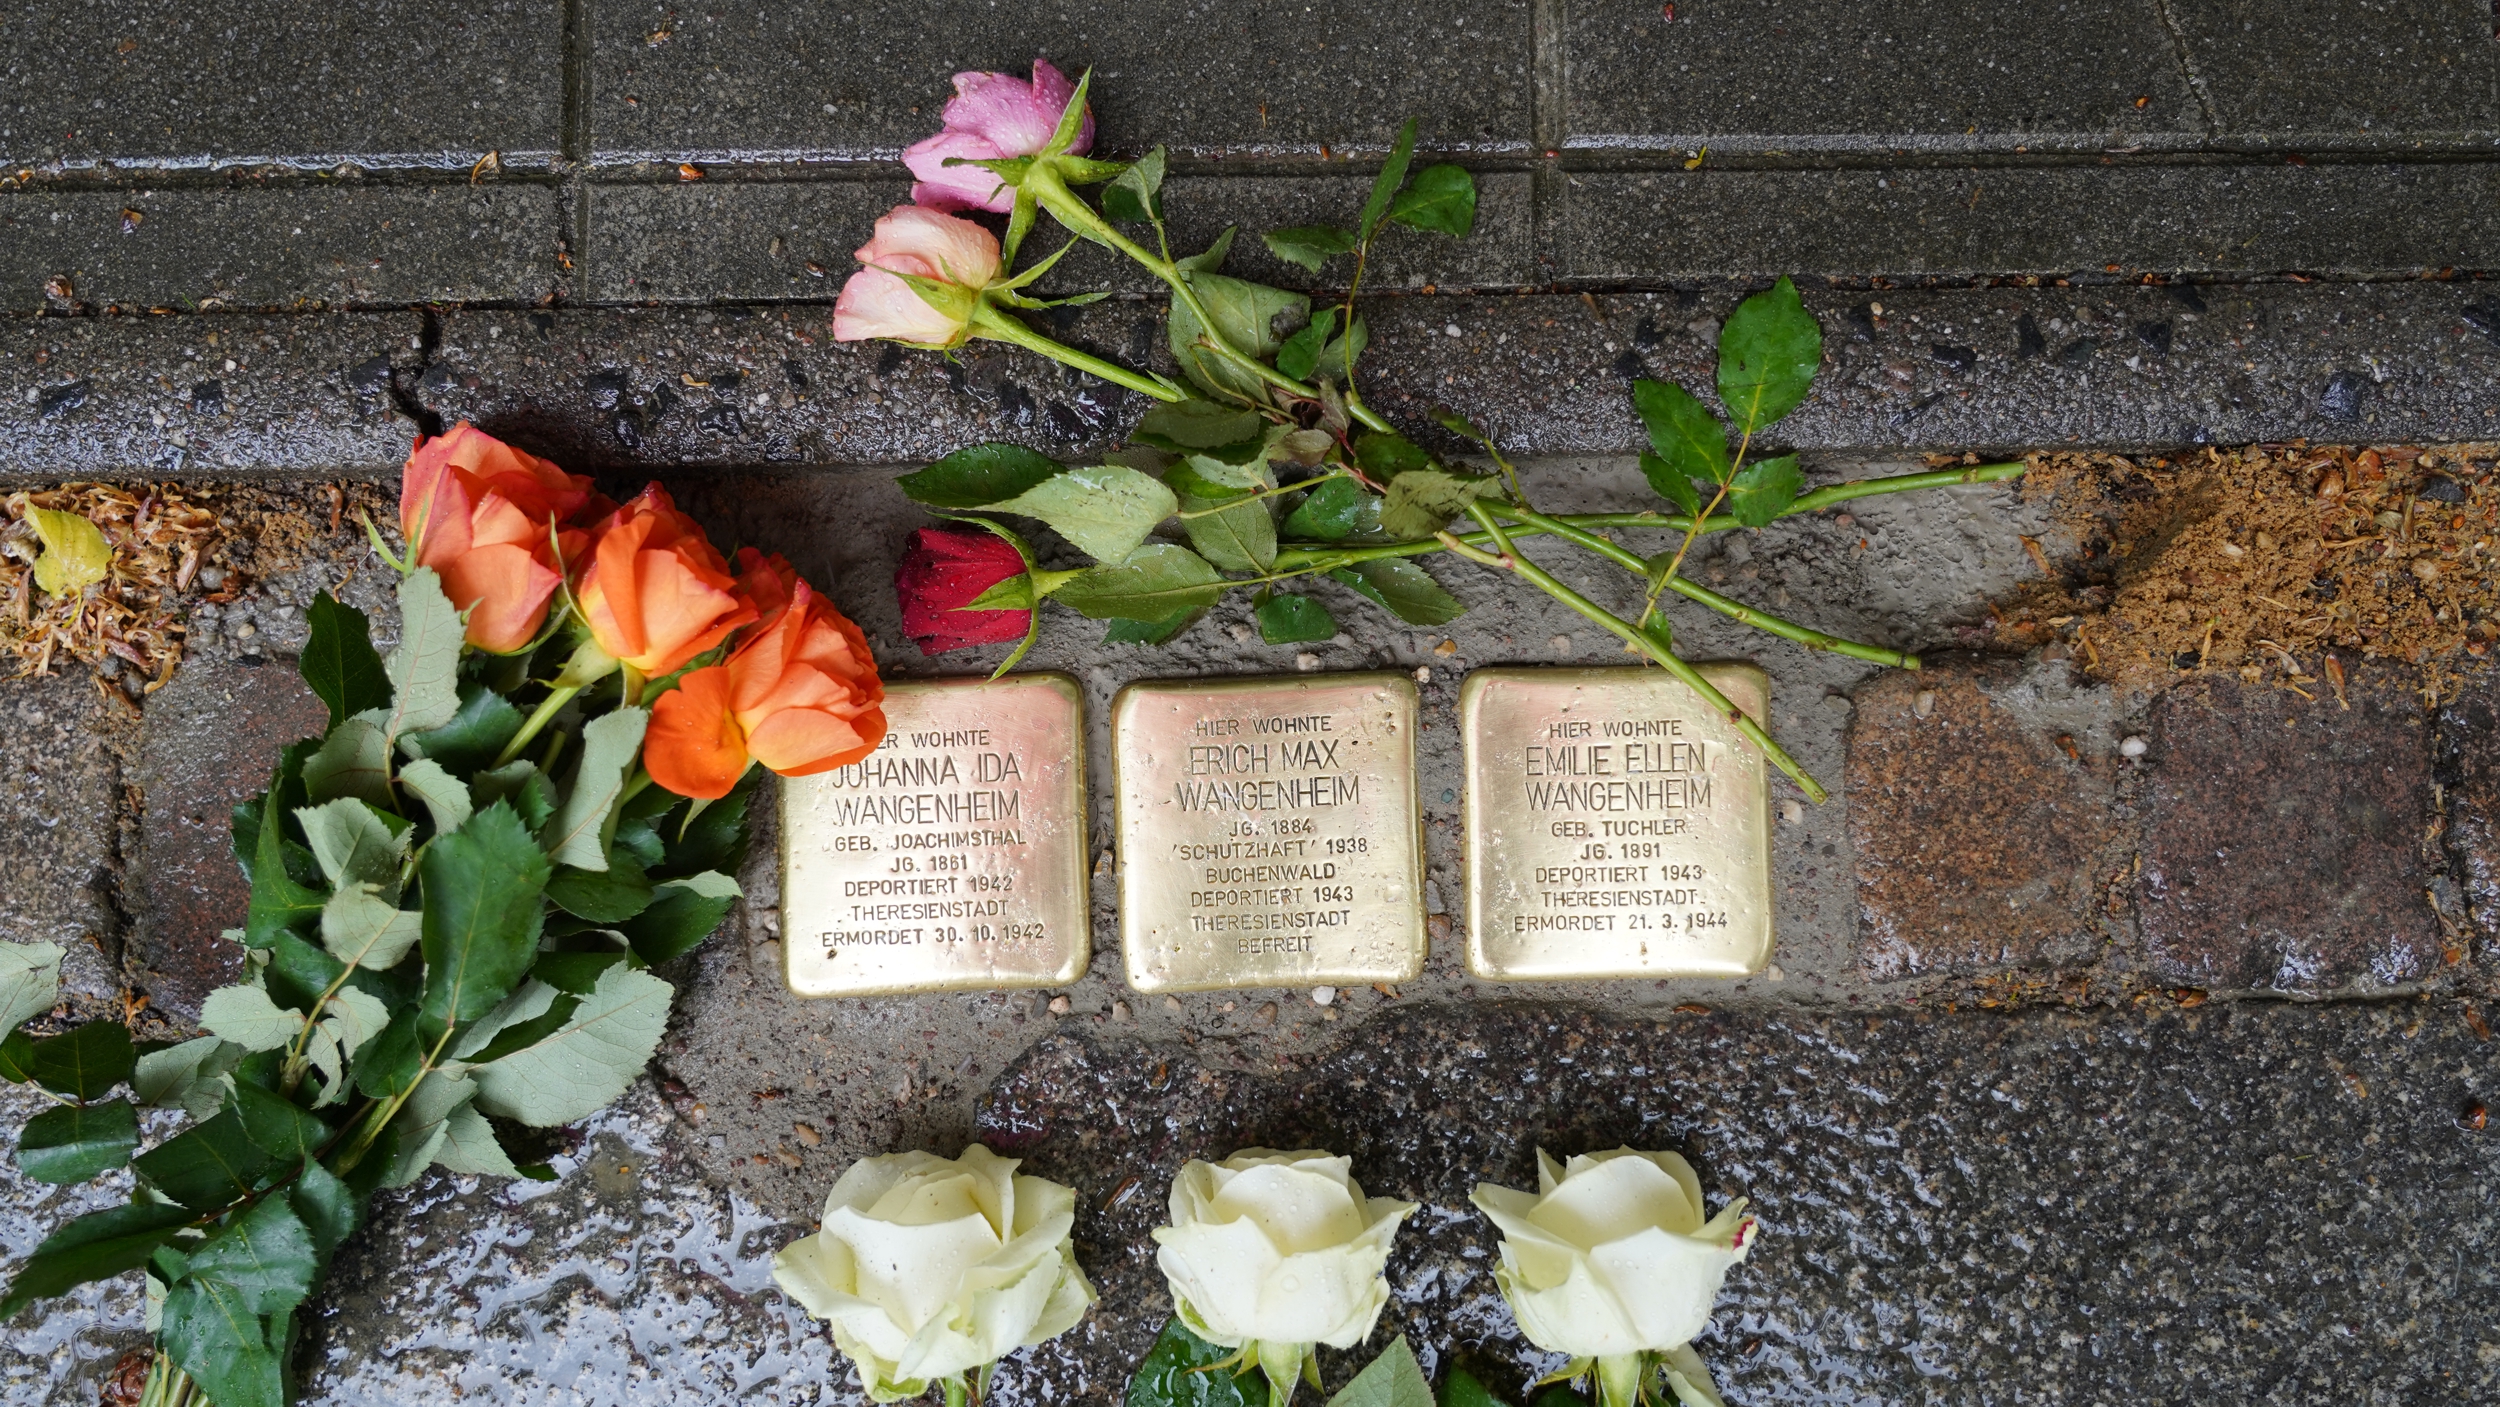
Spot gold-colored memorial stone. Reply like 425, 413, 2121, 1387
779, 675, 1089, 997
1113, 674, 1425, 993
1462, 664, 1773, 980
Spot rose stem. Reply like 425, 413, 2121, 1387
968, 303, 1189, 403
1458, 501, 1828, 802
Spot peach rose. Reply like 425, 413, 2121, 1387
832, 206, 1002, 348
399, 423, 602, 652
645, 579, 886, 799
574, 485, 756, 677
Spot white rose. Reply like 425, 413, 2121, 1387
1151, 1149, 1417, 1399
1471, 1148, 1757, 1407
770, 1144, 1095, 1402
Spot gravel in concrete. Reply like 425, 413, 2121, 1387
0, 312, 421, 484
0, 672, 132, 1004
2137, 667, 2446, 990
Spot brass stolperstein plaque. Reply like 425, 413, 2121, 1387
779, 675, 1089, 997
1462, 664, 1773, 980
1113, 674, 1425, 993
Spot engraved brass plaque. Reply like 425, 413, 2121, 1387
1462, 664, 1773, 980
780, 674, 1089, 997
1113, 674, 1425, 993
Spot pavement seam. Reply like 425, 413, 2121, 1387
2149, 0, 2224, 138
560, 0, 595, 301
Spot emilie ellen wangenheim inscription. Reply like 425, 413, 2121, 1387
778, 674, 1089, 997
1461, 664, 1774, 980
1112, 673, 1426, 993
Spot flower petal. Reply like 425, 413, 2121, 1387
645, 666, 749, 801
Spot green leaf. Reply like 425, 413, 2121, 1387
1124, 1317, 1261, 1407
469, 964, 675, 1127
400, 685, 524, 775
1103, 610, 1202, 645
460, 990, 580, 1066
294, 797, 407, 895
1389, 164, 1477, 237
992, 464, 1179, 565
419, 800, 553, 1040
1317, 314, 1369, 381
1726, 453, 1805, 528
132, 1036, 236, 1110
619, 871, 741, 965
547, 853, 655, 923
1276, 307, 1338, 382
186, 1195, 316, 1315
290, 1158, 362, 1262
1359, 118, 1421, 242
300, 592, 391, 730
320, 885, 424, 972
543, 706, 648, 870
301, 715, 393, 808
0, 940, 64, 1034
1716, 275, 1823, 435
470, 761, 555, 832
1102, 144, 1167, 223
1169, 231, 1310, 403
1530, 1390, 1592, 1407
200, 986, 300, 1053
135, 1109, 274, 1211
1055, 544, 1229, 621
27, 507, 111, 596
1133, 399, 1265, 460
383, 568, 464, 736
28, 1021, 135, 1100
1640, 451, 1703, 516
898, 443, 1068, 509
397, 757, 473, 834
1328, 559, 1465, 625
1170, 465, 1278, 574
1380, 469, 1501, 540
1262, 223, 1358, 272
1439, 1367, 1512, 1407
320, 986, 391, 1057
162, 1275, 284, 1407
1329, 1337, 1432, 1407
17, 1099, 140, 1182
351, 1008, 427, 1100
532, 951, 627, 995
1255, 593, 1338, 644
1354, 430, 1435, 480
655, 768, 760, 880
244, 745, 326, 950
231, 1082, 330, 1165
435, 1101, 522, 1178
0, 1201, 194, 1321
382, 1070, 476, 1187
1282, 477, 1381, 541
0, 1030, 31, 1084
1632, 379, 1733, 488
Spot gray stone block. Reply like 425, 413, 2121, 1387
0, 0, 562, 171
1561, 164, 2500, 282
0, 186, 561, 313
2166, 0, 2500, 145
0, 313, 422, 484
1565, 0, 2204, 153
589, 0, 1534, 163
0, 672, 129, 1005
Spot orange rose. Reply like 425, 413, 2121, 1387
645, 580, 886, 799
734, 546, 801, 631
399, 423, 602, 652
575, 485, 757, 677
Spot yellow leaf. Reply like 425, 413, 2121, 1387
27, 507, 111, 596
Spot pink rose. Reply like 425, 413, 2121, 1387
832, 206, 1003, 347
901, 58, 1095, 214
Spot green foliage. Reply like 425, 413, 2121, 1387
1256, 592, 1339, 644
1282, 477, 1382, 541
134, 1108, 277, 1211
1124, 1317, 1260, 1407
1360, 118, 1421, 241
1055, 545, 1229, 620
162, 1273, 286, 1407
993, 464, 1180, 564
1388, 165, 1477, 238
1632, 379, 1732, 498
1264, 223, 1359, 272
1277, 307, 1339, 381
418, 801, 552, 1039
1329, 559, 1465, 625
245, 744, 328, 949
467, 964, 675, 1126
546, 855, 656, 923
1331, 1338, 1432, 1407
1102, 145, 1167, 223
400, 685, 526, 775
0, 1201, 193, 1321
1437, 1367, 1512, 1407
1134, 399, 1267, 461
1716, 275, 1822, 436
544, 707, 648, 870
619, 872, 742, 965
898, 443, 1068, 509
383, 569, 464, 737
0, 942, 64, 1034
1103, 609, 1203, 645
1380, 469, 1501, 540
1726, 453, 1806, 527
27, 1021, 135, 1100
16, 1099, 139, 1182
300, 593, 391, 729
1169, 230, 1310, 404
1170, 463, 1279, 574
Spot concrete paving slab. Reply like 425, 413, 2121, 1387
1846, 655, 2129, 980
589, 1, 1534, 164
0, 312, 421, 484
0, 671, 131, 1004
2137, 667, 2446, 991
2436, 671, 2500, 955
1564, 0, 2205, 154
0, 186, 559, 314
0, 0, 562, 172
2164, 0, 2500, 147
1561, 163, 2500, 283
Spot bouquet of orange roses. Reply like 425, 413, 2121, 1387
0, 425, 883, 1407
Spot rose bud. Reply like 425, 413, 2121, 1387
831, 206, 1003, 349
1470, 1148, 1758, 1407
894, 527, 1032, 655
575, 485, 757, 678
399, 422, 602, 652
902, 58, 1093, 214
645, 577, 886, 800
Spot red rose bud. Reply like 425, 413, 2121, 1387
895, 527, 1030, 654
